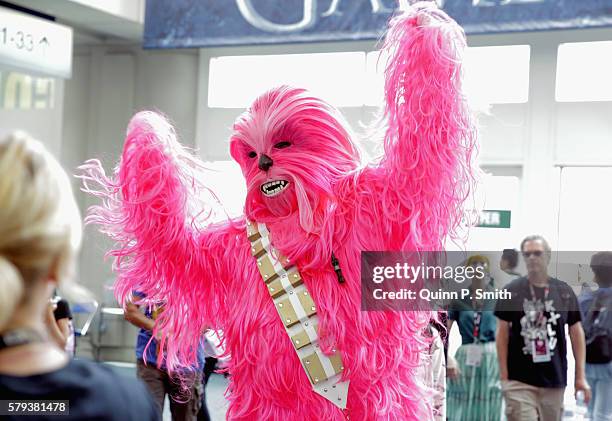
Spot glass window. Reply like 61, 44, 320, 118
208, 52, 366, 108
365, 45, 530, 107
463, 45, 530, 105
557, 167, 612, 250
556, 41, 612, 102
200, 161, 247, 223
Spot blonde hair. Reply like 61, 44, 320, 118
466, 254, 490, 271
0, 132, 82, 332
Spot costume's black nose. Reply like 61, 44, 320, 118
258, 154, 273, 171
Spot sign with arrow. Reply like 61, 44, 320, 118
0, 7, 72, 78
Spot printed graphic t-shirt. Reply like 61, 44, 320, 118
494, 277, 581, 387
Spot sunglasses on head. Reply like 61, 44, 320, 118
523, 251, 543, 258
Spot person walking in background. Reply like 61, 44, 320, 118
422, 318, 446, 421
579, 251, 612, 421
0, 132, 158, 420
495, 235, 590, 421
124, 295, 204, 421
197, 335, 219, 421
447, 255, 501, 421
496, 248, 522, 288
46, 290, 75, 356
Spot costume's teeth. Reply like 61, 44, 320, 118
261, 180, 289, 196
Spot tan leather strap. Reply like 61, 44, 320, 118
247, 220, 349, 409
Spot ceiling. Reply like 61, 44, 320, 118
4, 0, 145, 44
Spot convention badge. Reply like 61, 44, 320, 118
465, 344, 483, 367
531, 338, 551, 363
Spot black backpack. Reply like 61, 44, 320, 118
584, 290, 612, 364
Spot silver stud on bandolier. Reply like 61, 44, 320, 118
246, 219, 349, 410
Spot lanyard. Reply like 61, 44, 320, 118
472, 311, 482, 343
528, 282, 549, 302
471, 287, 484, 343
528, 282, 550, 323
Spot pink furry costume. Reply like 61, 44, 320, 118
81, 3, 476, 420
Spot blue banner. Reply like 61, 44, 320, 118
144, 0, 612, 49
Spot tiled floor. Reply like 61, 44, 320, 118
103, 353, 584, 420
100, 361, 229, 420
162, 373, 229, 421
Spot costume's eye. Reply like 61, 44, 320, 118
274, 141, 291, 149
248, 151, 257, 158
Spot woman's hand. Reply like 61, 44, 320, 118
446, 354, 461, 380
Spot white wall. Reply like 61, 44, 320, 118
69, 0, 145, 23
62, 45, 199, 302
59, 44, 199, 359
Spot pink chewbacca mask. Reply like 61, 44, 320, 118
230, 87, 362, 233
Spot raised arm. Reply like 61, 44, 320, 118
79, 112, 229, 370
372, 2, 478, 250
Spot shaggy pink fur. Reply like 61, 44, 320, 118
80, 3, 477, 420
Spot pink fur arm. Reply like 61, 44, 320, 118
79, 111, 223, 371
376, 2, 478, 250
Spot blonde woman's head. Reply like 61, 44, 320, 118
0, 132, 81, 332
